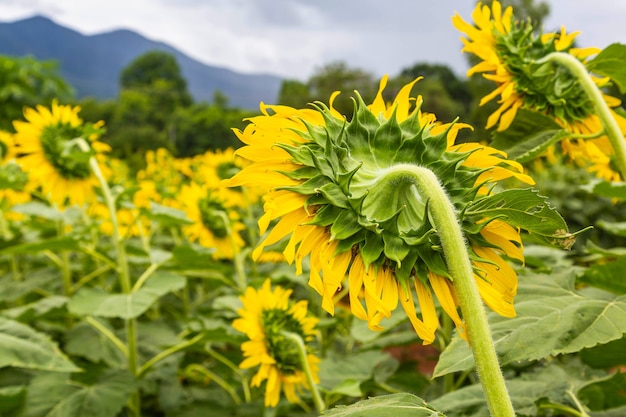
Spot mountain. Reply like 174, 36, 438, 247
0, 15, 283, 109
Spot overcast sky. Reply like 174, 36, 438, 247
0, 0, 625, 80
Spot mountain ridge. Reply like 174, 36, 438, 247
0, 15, 283, 109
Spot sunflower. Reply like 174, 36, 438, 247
227, 75, 536, 344
233, 279, 320, 407
12, 101, 109, 207
178, 181, 245, 259
453, 1, 626, 181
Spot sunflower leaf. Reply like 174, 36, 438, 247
321, 393, 446, 417
434, 268, 626, 376
465, 188, 575, 249
68, 271, 186, 319
0, 317, 80, 372
587, 43, 626, 94
491, 108, 562, 154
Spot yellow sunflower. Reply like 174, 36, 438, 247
178, 181, 245, 259
12, 101, 109, 207
453, 1, 626, 181
233, 279, 320, 407
228, 75, 537, 344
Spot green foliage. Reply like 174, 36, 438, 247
587, 43, 626, 94
322, 393, 446, 417
434, 268, 626, 376
0, 55, 73, 130
0, 317, 79, 372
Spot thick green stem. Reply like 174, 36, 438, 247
541, 52, 626, 180
384, 164, 515, 417
281, 331, 325, 413
86, 149, 140, 417
206, 346, 252, 403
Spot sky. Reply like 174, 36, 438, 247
0, 0, 625, 81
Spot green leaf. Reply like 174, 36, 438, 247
10, 201, 64, 221
466, 189, 575, 248
582, 179, 626, 200
587, 43, 626, 94
491, 108, 563, 155
68, 271, 186, 319
434, 268, 626, 376
507, 129, 570, 163
22, 370, 136, 417
432, 361, 592, 417
2, 296, 68, 321
321, 393, 446, 417
578, 372, 626, 411
0, 317, 79, 372
318, 351, 397, 396
64, 321, 126, 367
0, 385, 26, 414
0, 237, 80, 255
580, 336, 626, 369
145, 202, 193, 225
579, 257, 626, 294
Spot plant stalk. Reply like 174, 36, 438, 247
281, 331, 325, 413
385, 164, 515, 417
86, 148, 140, 417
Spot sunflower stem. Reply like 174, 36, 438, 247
385, 164, 515, 417
540, 52, 626, 180
85, 148, 141, 417
281, 331, 325, 413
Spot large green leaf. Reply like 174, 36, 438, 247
64, 321, 126, 367
68, 271, 186, 319
322, 393, 446, 417
465, 189, 575, 248
579, 257, 626, 295
434, 268, 626, 376
145, 202, 193, 226
582, 179, 626, 200
580, 336, 626, 369
318, 351, 397, 397
0, 385, 26, 414
2, 296, 68, 321
0, 237, 80, 255
431, 361, 604, 417
491, 108, 563, 156
22, 370, 136, 417
587, 43, 626, 93
0, 317, 79, 372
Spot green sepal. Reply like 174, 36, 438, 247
417, 245, 450, 280
336, 162, 362, 195
382, 232, 410, 267
307, 204, 343, 227
316, 182, 351, 209
346, 94, 382, 161
282, 174, 328, 195
360, 232, 385, 268
370, 107, 403, 164
334, 230, 366, 254
330, 209, 362, 240
395, 249, 420, 283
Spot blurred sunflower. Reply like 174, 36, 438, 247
178, 181, 245, 259
453, 0, 626, 181
12, 101, 109, 207
89, 202, 148, 238
233, 279, 319, 407
0, 131, 31, 222
228, 75, 534, 344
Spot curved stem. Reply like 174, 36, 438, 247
383, 164, 515, 417
541, 52, 626, 180
84, 147, 140, 417
206, 346, 252, 403
137, 333, 204, 378
281, 331, 325, 413
184, 364, 242, 405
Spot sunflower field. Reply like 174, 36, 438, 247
1, 2, 626, 416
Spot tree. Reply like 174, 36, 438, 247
277, 79, 311, 109
0, 55, 73, 130
119, 50, 192, 108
